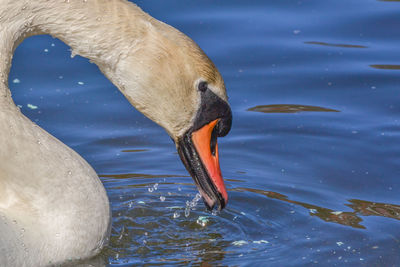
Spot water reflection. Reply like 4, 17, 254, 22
305, 41, 367, 48
121, 149, 149, 153
99, 173, 278, 265
94, 172, 400, 264
232, 187, 400, 229
347, 199, 400, 220
370, 64, 400, 70
247, 104, 339, 113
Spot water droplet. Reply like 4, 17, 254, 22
196, 216, 209, 227
153, 183, 158, 190
27, 104, 38, 110
173, 211, 180, 218
68, 171, 72, 175
37, 140, 41, 145
232, 240, 248, 246
253, 240, 269, 244
21, 228, 25, 232
160, 196, 165, 202
148, 187, 154, 193
211, 210, 219, 216
184, 207, 190, 217
96, 17, 101, 21
178, 187, 182, 192
117, 227, 124, 240
21, 6, 26, 10
44, 49, 49, 53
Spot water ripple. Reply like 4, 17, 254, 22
370, 64, 400, 70
247, 104, 340, 113
305, 41, 367, 49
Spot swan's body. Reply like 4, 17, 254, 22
0, 1, 231, 266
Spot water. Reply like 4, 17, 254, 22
9, 0, 400, 266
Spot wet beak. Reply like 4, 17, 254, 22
177, 119, 228, 210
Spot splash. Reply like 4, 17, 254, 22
196, 216, 209, 227
184, 193, 202, 218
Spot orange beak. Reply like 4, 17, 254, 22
191, 119, 228, 205
177, 119, 228, 210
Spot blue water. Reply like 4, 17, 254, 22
9, 0, 400, 266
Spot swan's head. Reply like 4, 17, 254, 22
113, 21, 232, 210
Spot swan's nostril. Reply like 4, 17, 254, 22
210, 126, 218, 156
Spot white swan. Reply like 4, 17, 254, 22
0, 0, 232, 266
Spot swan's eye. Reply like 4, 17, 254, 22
198, 81, 208, 92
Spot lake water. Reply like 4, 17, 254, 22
9, 0, 400, 266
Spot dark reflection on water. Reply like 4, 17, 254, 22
233, 187, 400, 230
370, 64, 400, 70
305, 41, 367, 49
247, 104, 339, 113
347, 199, 400, 221
121, 149, 149, 153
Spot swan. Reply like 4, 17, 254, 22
0, 0, 232, 266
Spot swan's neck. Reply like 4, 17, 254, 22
0, 0, 151, 106
0, 20, 18, 104
0, 1, 157, 263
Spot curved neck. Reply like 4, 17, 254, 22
0, 0, 150, 106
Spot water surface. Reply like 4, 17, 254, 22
9, 0, 400, 266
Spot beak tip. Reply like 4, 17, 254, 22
201, 193, 227, 211
218, 194, 227, 210
202, 197, 215, 211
